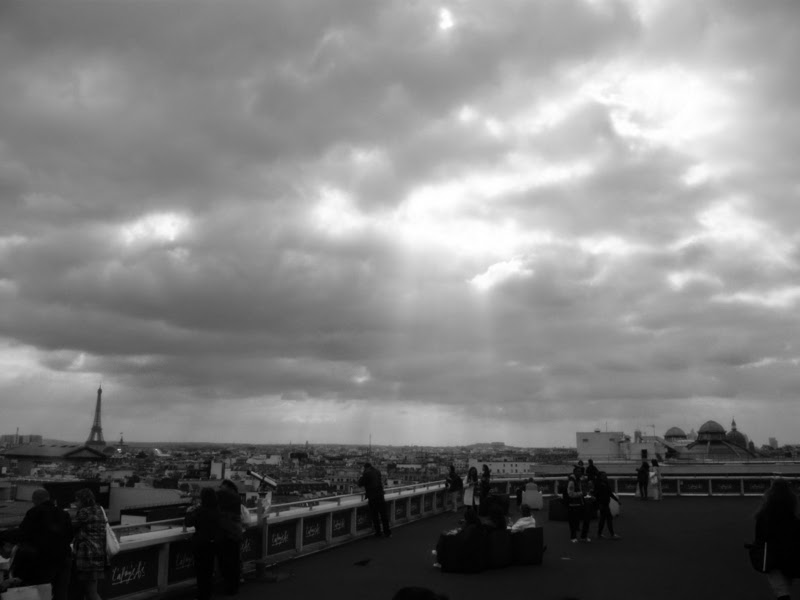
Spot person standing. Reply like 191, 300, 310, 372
358, 463, 391, 538
585, 459, 599, 486
464, 467, 479, 509
636, 460, 650, 500
72, 488, 106, 600
566, 471, 590, 542
185, 488, 221, 600
445, 465, 463, 513
754, 478, 800, 600
216, 479, 243, 596
593, 472, 621, 540
19, 488, 73, 600
648, 459, 662, 500
478, 465, 491, 516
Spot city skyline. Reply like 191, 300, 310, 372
1, 1, 800, 448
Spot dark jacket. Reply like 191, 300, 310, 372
357, 466, 385, 500
19, 500, 73, 581
185, 505, 221, 548
755, 511, 800, 576
446, 471, 463, 492
592, 480, 619, 508
216, 488, 243, 542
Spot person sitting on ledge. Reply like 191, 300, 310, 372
511, 504, 537, 531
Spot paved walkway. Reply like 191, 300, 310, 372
181, 496, 774, 600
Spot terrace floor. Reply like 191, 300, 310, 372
176, 495, 777, 600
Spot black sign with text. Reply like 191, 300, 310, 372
423, 494, 433, 512
743, 479, 771, 495
167, 539, 196, 584
615, 478, 639, 494
435, 491, 444, 509
680, 479, 709, 495
394, 500, 407, 520
101, 548, 159, 599
409, 496, 421, 516
331, 510, 351, 538
660, 479, 678, 495
302, 515, 327, 546
356, 506, 372, 531
710, 479, 740, 495
241, 525, 263, 561
267, 520, 296, 555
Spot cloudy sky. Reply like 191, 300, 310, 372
1, 0, 799, 448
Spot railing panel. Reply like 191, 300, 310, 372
331, 509, 351, 539
679, 479, 710, 495
100, 546, 160, 599
710, 479, 741, 495
301, 515, 326, 546
266, 519, 297, 556
167, 539, 195, 585
355, 506, 372, 532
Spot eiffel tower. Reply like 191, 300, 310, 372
86, 386, 106, 447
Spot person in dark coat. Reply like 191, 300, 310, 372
636, 460, 650, 500
593, 472, 621, 540
216, 479, 243, 596
478, 465, 491, 516
19, 488, 73, 600
0, 528, 36, 591
585, 459, 599, 485
185, 488, 221, 600
72, 488, 106, 600
754, 478, 800, 600
358, 463, 391, 538
445, 465, 463, 513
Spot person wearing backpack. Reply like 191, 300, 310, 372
593, 472, 622, 540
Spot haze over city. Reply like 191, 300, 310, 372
1, 0, 799, 447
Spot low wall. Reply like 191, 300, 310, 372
104, 474, 799, 600
104, 482, 448, 600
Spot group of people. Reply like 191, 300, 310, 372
0, 487, 108, 600
564, 460, 622, 543
183, 478, 247, 599
447, 464, 492, 515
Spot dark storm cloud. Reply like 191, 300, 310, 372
1, 0, 799, 445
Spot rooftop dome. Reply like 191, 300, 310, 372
664, 427, 687, 439
726, 429, 748, 447
697, 420, 726, 442
698, 420, 725, 434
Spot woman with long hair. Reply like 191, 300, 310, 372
185, 488, 221, 600
72, 488, 106, 600
478, 464, 492, 515
754, 478, 800, 600
464, 467, 479, 508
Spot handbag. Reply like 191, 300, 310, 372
745, 541, 768, 573
0, 584, 52, 600
101, 507, 121, 558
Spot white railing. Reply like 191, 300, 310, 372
101, 473, 800, 600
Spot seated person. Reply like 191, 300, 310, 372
0, 529, 36, 592
487, 506, 508, 530
511, 504, 537, 531
433, 508, 487, 569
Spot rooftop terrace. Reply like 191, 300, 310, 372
173, 495, 766, 600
